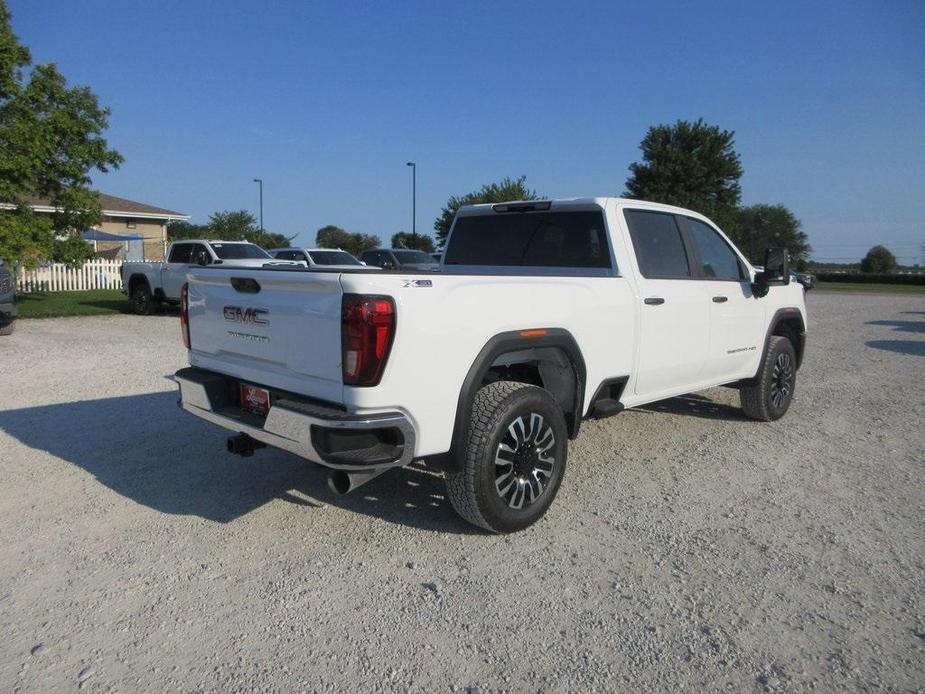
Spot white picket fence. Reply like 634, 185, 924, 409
16, 259, 123, 293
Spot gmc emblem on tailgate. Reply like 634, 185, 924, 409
223, 306, 269, 326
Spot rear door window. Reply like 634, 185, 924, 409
624, 210, 691, 279
684, 218, 745, 280
444, 211, 611, 268
168, 244, 193, 263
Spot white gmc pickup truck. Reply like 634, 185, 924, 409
122, 240, 296, 314
175, 198, 807, 533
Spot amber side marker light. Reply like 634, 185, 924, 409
520, 329, 548, 338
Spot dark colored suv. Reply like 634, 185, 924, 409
0, 262, 16, 335
359, 248, 440, 271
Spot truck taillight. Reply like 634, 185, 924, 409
342, 295, 395, 386
180, 283, 191, 349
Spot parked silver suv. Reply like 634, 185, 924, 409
0, 262, 15, 335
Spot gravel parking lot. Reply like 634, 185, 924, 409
0, 292, 922, 692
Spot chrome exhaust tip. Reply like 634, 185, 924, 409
326, 468, 388, 495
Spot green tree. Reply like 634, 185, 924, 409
732, 204, 812, 266
167, 214, 288, 249
248, 230, 289, 249
0, 1, 122, 266
434, 175, 539, 248
227, 215, 290, 249
207, 210, 257, 240
0, 206, 51, 265
166, 220, 213, 241
391, 231, 435, 253
315, 225, 380, 257
624, 119, 742, 232
51, 234, 98, 265
206, 210, 288, 248
860, 245, 897, 274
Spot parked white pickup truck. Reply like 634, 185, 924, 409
174, 198, 807, 532
267, 247, 374, 270
122, 240, 296, 314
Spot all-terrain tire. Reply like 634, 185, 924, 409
131, 282, 155, 315
445, 381, 568, 533
740, 335, 797, 421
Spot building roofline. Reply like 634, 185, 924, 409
0, 192, 190, 221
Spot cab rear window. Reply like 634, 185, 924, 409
210, 243, 270, 260
444, 211, 611, 268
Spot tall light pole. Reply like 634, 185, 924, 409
405, 162, 416, 244
253, 178, 264, 232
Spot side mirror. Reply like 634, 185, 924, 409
196, 256, 210, 267
753, 247, 790, 297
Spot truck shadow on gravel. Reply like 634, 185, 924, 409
866, 317, 925, 356
0, 391, 472, 533
865, 340, 925, 357
866, 319, 925, 334
634, 393, 749, 421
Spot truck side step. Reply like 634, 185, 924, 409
590, 399, 624, 419
588, 376, 629, 419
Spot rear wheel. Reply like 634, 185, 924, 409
130, 282, 156, 315
445, 381, 568, 533
740, 335, 796, 421
0, 320, 14, 336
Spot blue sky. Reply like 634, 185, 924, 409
9, 0, 925, 262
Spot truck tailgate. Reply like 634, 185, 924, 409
185, 268, 345, 404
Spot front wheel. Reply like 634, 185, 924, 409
445, 381, 568, 533
0, 320, 14, 336
740, 336, 797, 421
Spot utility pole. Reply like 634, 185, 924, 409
405, 162, 416, 244
253, 178, 264, 232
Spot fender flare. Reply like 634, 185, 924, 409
127, 273, 151, 292
429, 328, 587, 472
752, 307, 807, 379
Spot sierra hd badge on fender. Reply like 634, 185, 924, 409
223, 306, 269, 325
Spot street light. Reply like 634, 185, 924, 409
405, 162, 416, 243
253, 178, 263, 232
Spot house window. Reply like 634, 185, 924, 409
126, 218, 137, 229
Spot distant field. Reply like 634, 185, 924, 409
16, 289, 129, 318
813, 282, 925, 294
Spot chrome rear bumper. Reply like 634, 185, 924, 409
175, 367, 415, 471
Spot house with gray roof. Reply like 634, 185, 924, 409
9, 193, 189, 261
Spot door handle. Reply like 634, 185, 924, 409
644, 297, 665, 305
712, 296, 728, 303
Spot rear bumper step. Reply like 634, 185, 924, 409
174, 367, 415, 471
